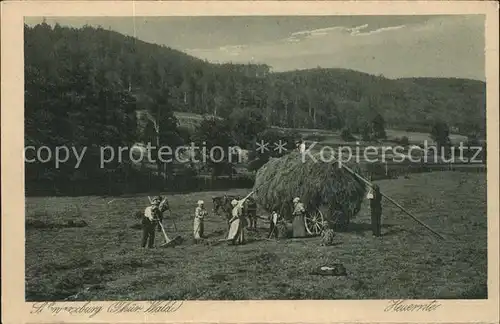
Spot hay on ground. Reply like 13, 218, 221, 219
253, 152, 366, 226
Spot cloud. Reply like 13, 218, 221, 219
285, 36, 301, 43
218, 44, 248, 56
353, 25, 406, 36
286, 25, 347, 43
219, 44, 247, 51
347, 24, 369, 35
287, 25, 359, 42
284, 23, 407, 43
290, 26, 345, 37
177, 16, 485, 80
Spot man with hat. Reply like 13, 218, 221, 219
142, 197, 161, 248
368, 184, 383, 237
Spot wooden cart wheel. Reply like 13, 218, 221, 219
304, 207, 324, 235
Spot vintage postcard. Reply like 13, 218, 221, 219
1, 1, 499, 324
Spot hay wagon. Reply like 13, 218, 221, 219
253, 152, 366, 236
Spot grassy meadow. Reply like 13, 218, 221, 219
25, 171, 487, 300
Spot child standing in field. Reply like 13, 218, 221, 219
268, 210, 280, 239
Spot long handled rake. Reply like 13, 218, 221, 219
267, 222, 278, 240
148, 196, 182, 246
156, 218, 173, 247
168, 210, 178, 232
339, 163, 446, 241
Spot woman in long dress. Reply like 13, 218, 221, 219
193, 200, 207, 240
292, 197, 307, 237
226, 199, 245, 245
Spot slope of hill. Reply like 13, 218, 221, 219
271, 69, 486, 135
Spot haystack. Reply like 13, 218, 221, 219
253, 152, 366, 225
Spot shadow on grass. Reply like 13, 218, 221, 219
224, 237, 265, 246
205, 228, 227, 238
343, 222, 410, 237
383, 227, 413, 237
321, 241, 343, 247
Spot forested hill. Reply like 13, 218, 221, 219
269, 69, 485, 135
25, 23, 486, 137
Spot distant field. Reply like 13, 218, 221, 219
25, 172, 487, 300
174, 111, 219, 131
385, 129, 468, 145
174, 112, 470, 146
174, 111, 217, 121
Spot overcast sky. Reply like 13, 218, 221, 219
25, 15, 485, 80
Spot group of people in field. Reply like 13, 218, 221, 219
140, 184, 383, 249
140, 194, 254, 248
140, 140, 384, 248
193, 195, 251, 245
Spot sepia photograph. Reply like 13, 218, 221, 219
22, 14, 489, 301
1, 1, 499, 324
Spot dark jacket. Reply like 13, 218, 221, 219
370, 187, 382, 211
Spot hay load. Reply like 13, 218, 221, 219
253, 152, 367, 228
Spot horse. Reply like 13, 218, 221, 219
212, 195, 240, 222
212, 194, 258, 230
242, 197, 258, 230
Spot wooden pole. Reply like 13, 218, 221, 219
339, 163, 445, 241
379, 193, 445, 240
242, 191, 254, 201
233, 191, 255, 211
